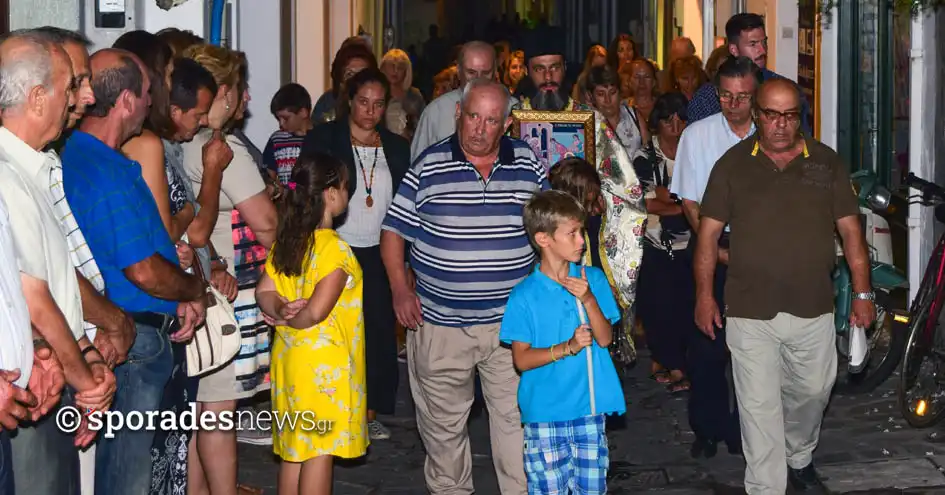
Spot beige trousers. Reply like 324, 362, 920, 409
407, 322, 526, 495
727, 312, 836, 495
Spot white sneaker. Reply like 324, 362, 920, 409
848, 324, 870, 373
236, 408, 273, 446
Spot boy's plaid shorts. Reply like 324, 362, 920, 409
523, 414, 609, 494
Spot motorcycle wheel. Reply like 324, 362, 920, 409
834, 289, 909, 395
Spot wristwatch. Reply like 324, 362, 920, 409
853, 291, 875, 302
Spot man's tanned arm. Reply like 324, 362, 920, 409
124, 254, 204, 302
836, 216, 871, 293
76, 272, 133, 332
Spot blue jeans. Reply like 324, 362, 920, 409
10, 387, 80, 494
0, 430, 13, 495
95, 322, 174, 495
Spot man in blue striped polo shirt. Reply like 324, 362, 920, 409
382, 78, 547, 495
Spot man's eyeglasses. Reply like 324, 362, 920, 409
757, 107, 801, 124
718, 91, 752, 104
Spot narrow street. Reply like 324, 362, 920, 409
238, 351, 945, 494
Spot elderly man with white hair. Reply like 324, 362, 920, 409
381, 78, 545, 495
0, 29, 117, 494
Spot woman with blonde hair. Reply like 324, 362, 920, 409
181, 45, 278, 495
433, 65, 459, 99
380, 48, 425, 139
662, 55, 708, 101
502, 50, 526, 95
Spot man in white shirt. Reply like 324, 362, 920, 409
411, 41, 517, 162
668, 56, 761, 459
672, 56, 760, 237
0, 194, 38, 493
0, 30, 116, 494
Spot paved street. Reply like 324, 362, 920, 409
238, 351, 945, 494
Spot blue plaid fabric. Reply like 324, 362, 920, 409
523, 415, 609, 494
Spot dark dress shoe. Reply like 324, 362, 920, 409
788, 463, 827, 493
690, 438, 717, 459
725, 438, 743, 456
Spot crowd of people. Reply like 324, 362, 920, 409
0, 11, 876, 495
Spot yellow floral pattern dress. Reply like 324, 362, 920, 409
264, 229, 368, 461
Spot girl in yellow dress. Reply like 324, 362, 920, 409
256, 152, 367, 495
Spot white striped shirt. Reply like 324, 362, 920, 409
47, 155, 105, 341
383, 134, 548, 327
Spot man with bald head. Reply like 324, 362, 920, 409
694, 79, 873, 494
61, 48, 208, 495
658, 37, 697, 90
670, 36, 697, 61
0, 29, 119, 495
382, 78, 545, 494
410, 40, 518, 161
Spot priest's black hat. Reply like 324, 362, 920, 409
522, 25, 567, 61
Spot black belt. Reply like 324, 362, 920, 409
129, 311, 173, 330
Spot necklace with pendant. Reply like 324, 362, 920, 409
352, 132, 379, 208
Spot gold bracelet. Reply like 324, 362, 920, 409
550, 345, 556, 362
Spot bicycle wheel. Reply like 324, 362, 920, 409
898, 251, 945, 427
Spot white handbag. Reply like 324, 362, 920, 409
181, 237, 241, 377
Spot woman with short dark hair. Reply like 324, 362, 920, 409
300, 67, 412, 441
311, 41, 379, 123
585, 65, 643, 157
631, 92, 694, 397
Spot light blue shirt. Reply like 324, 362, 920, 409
670, 112, 756, 204
499, 263, 626, 423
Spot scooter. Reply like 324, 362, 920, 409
833, 170, 910, 394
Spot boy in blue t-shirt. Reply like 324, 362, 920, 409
500, 190, 627, 494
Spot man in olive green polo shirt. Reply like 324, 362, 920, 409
693, 79, 876, 494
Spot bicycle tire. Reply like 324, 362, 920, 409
898, 272, 945, 428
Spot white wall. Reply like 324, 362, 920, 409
237, 0, 282, 149
907, 10, 941, 302
818, 4, 838, 148
10, 0, 79, 31
772, 0, 797, 79
677, 0, 704, 58
138, 0, 204, 36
